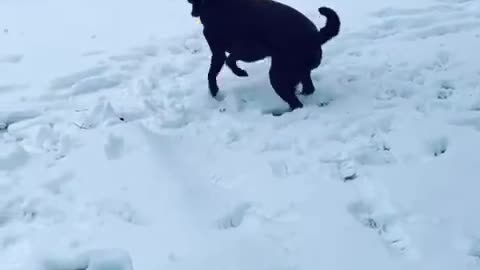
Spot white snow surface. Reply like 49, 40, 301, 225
1, 0, 480, 269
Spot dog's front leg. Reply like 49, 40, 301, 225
208, 53, 226, 97
204, 29, 226, 98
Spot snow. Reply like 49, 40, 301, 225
1, 0, 480, 269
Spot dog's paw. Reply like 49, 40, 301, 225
263, 107, 292, 117
300, 89, 315, 96
213, 92, 225, 101
233, 68, 249, 77
300, 87, 315, 96
209, 84, 219, 98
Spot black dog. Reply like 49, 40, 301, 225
225, 40, 316, 96
188, 0, 340, 112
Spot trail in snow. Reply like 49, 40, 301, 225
1, 0, 480, 269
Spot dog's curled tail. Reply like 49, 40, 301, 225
317, 7, 341, 45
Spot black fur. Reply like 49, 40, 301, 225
188, 0, 340, 111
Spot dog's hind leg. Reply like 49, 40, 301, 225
226, 42, 269, 77
269, 62, 304, 111
226, 54, 249, 77
204, 29, 227, 98
300, 72, 315, 95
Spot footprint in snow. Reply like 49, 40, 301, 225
0, 195, 56, 225
347, 200, 411, 255
350, 144, 395, 166
96, 200, 145, 225
217, 203, 252, 230
269, 159, 290, 178
338, 158, 358, 181
77, 101, 124, 129
104, 133, 125, 160
43, 171, 75, 195
424, 136, 449, 157
436, 80, 455, 100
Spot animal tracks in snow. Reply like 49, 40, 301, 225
49, 66, 110, 90
69, 74, 125, 96
50, 67, 126, 97
1, 0, 479, 267
217, 203, 252, 230
347, 200, 412, 256
372, 4, 464, 18
359, 1, 480, 41
424, 135, 449, 157
43, 171, 75, 195
44, 42, 167, 101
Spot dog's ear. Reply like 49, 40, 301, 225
189, 0, 204, 17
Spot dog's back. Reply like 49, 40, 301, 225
201, 0, 319, 53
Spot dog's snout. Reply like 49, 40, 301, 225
191, 8, 200, 17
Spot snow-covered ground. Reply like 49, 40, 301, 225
1, 0, 480, 269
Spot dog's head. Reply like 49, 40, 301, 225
187, 0, 203, 17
